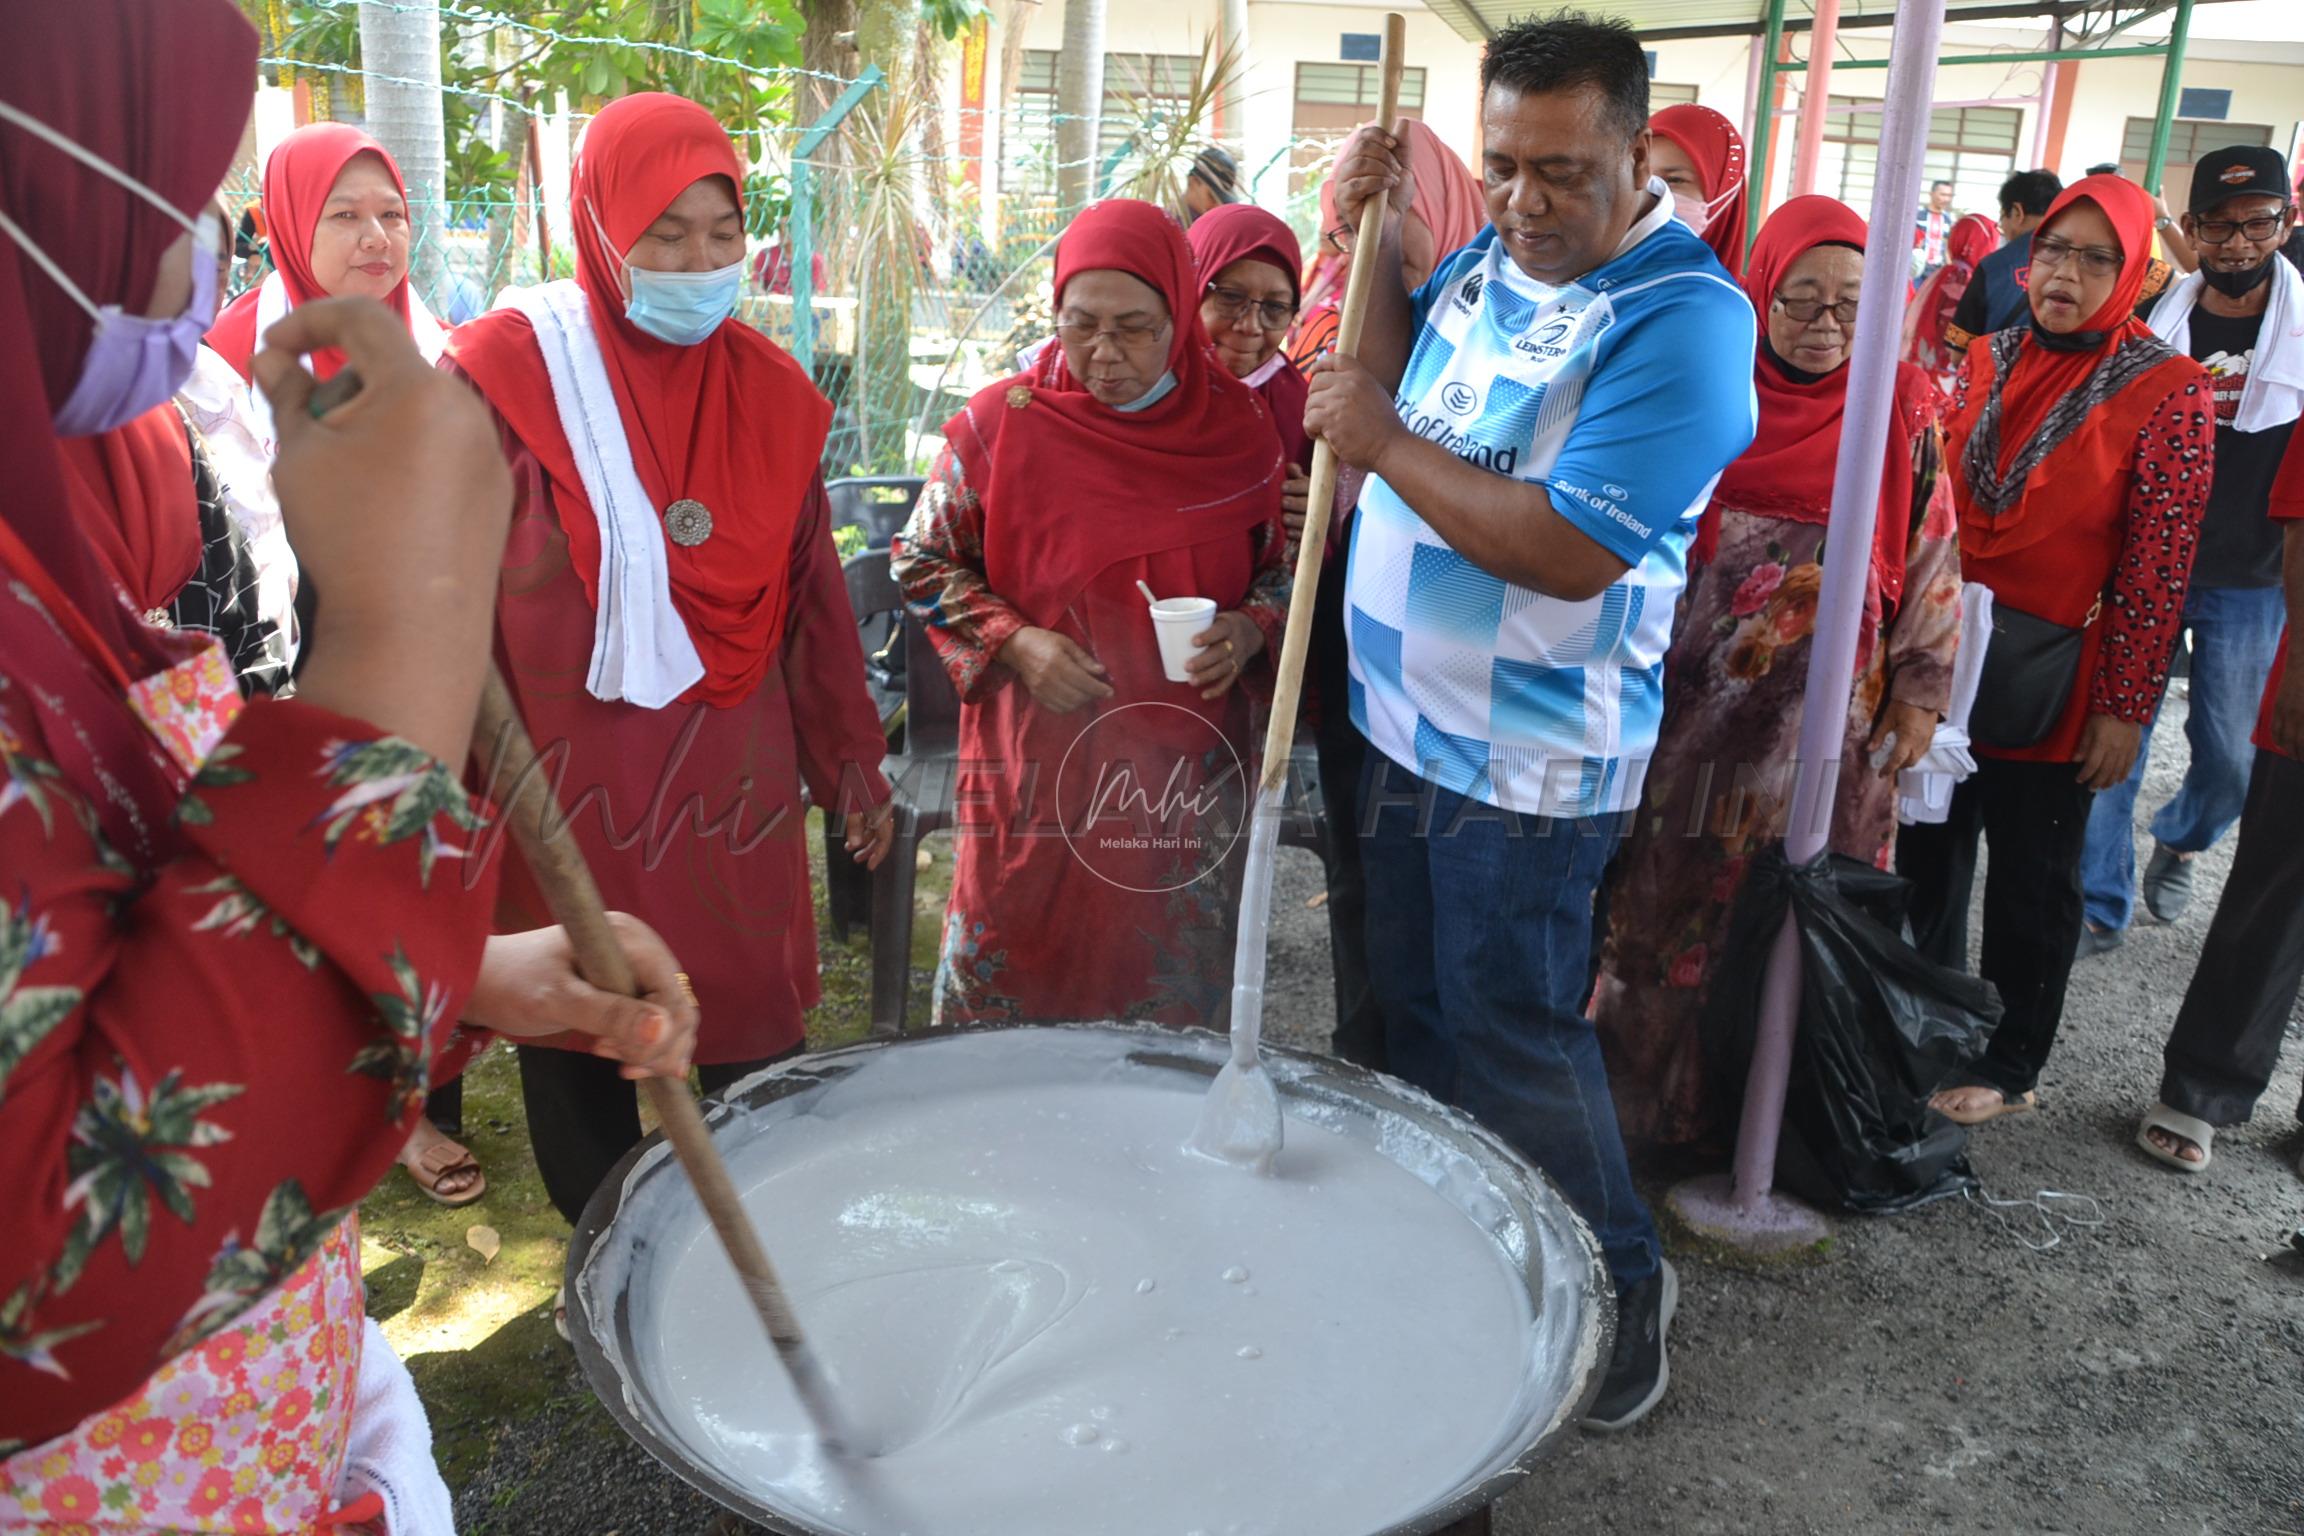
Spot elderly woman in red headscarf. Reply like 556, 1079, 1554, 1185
1592, 196, 1964, 1147
1903, 211, 1998, 395
0, 0, 698, 1510
443, 94, 894, 1230
895, 199, 1288, 1028
1898, 174, 2213, 1126
1649, 103, 1749, 279
1289, 121, 1485, 370
1185, 201, 1385, 1069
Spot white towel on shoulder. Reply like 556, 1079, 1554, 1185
503, 280, 705, 708
2148, 255, 2304, 433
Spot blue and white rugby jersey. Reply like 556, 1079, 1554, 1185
1345, 188, 1757, 819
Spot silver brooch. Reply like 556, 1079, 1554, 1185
663, 498, 714, 547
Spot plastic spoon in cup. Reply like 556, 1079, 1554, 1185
1136, 579, 1159, 606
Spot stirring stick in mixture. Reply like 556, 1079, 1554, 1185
1189, 12, 1407, 1175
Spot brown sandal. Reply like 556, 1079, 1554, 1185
403, 1138, 487, 1206
1931, 1085, 2039, 1127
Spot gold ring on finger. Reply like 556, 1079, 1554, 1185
673, 971, 698, 1008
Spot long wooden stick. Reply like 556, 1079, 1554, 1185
473, 668, 859, 1454
1259, 12, 1409, 794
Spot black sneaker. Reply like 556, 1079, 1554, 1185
2142, 842, 2196, 923
2076, 922, 2126, 960
1581, 1258, 1677, 1433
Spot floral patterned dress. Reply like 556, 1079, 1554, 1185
0, 537, 497, 1484
894, 444, 1290, 1030
1592, 425, 1963, 1148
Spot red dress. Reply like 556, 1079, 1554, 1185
0, 563, 497, 1452
454, 377, 893, 1063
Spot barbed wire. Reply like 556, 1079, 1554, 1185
289, 0, 859, 89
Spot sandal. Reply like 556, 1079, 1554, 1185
401, 1137, 487, 1207
554, 1284, 570, 1343
1931, 1084, 2040, 1126
2135, 1102, 2213, 1173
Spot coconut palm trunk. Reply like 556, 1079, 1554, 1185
357, 0, 449, 303
1055, 0, 1105, 212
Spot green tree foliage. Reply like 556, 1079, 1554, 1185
244, 0, 810, 190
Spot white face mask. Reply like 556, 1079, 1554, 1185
1671, 181, 1741, 238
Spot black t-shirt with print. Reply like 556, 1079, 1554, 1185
2187, 304, 2294, 590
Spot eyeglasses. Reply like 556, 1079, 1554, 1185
1204, 284, 1297, 331
2192, 209, 2293, 245
2029, 236, 2124, 278
1053, 313, 1172, 350
1772, 292, 1860, 327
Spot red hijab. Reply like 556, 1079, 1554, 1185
1187, 203, 1312, 470
59, 408, 200, 615
948, 199, 1282, 629
1303, 121, 1484, 316
0, 0, 253, 689
1650, 104, 1750, 279
1946, 174, 2198, 558
447, 93, 831, 709
1705, 196, 1935, 612
206, 124, 413, 381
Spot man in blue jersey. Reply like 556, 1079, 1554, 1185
1305, 10, 1756, 1434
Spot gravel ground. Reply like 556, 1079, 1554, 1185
452, 696, 2304, 1534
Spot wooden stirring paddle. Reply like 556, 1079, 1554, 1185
471, 669, 863, 1455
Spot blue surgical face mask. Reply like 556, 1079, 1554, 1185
625, 260, 744, 346
588, 198, 743, 346
1109, 370, 1179, 413
0, 98, 218, 436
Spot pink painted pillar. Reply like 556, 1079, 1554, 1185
1727, 0, 1949, 1213
1790, 0, 1842, 198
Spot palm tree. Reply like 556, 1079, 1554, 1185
1055, 0, 1104, 213
357, 0, 450, 302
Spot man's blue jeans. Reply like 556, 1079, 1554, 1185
1358, 755, 1661, 1297
2081, 584, 2286, 931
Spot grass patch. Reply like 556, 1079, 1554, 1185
362, 811, 951, 1495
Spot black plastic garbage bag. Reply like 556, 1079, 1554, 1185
1702, 846, 1999, 1213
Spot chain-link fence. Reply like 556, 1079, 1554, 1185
228, 80, 1355, 481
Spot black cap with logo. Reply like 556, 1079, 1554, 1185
2187, 145, 2293, 215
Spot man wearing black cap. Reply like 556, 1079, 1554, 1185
1183, 144, 1247, 223
2078, 145, 2304, 953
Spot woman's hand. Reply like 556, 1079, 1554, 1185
845, 800, 896, 869
1186, 610, 1265, 701
463, 914, 700, 1081
2074, 713, 2144, 791
1867, 699, 1938, 779
997, 626, 1114, 713
1281, 462, 1312, 545
256, 297, 512, 768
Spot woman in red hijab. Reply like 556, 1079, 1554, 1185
1649, 103, 1750, 279
0, 0, 696, 1510
894, 199, 1287, 1028
1185, 200, 1386, 1069
444, 93, 894, 1229
1898, 174, 2213, 1125
1289, 120, 1485, 370
1593, 196, 1964, 1147
1903, 211, 1997, 394
206, 123, 444, 385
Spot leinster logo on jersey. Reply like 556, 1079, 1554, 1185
1514, 311, 1579, 360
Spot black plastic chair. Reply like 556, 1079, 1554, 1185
867, 604, 962, 1036
822, 549, 907, 942
825, 476, 927, 552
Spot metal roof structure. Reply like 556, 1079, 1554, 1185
1421, 0, 2231, 43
